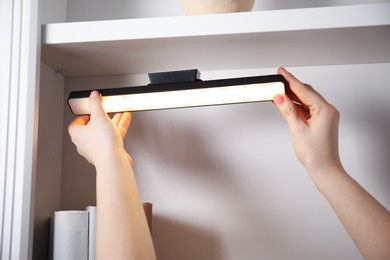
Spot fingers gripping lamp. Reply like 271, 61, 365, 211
67, 70, 286, 115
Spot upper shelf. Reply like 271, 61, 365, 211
41, 4, 390, 77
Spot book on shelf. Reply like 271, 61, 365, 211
51, 203, 153, 260
86, 206, 97, 260
52, 210, 89, 260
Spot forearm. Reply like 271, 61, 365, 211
308, 166, 390, 260
95, 150, 156, 260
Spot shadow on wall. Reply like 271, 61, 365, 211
33, 217, 51, 260
348, 105, 390, 200
153, 215, 223, 260
128, 103, 280, 177
127, 106, 255, 259
127, 104, 301, 258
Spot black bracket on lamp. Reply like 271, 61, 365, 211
148, 69, 201, 84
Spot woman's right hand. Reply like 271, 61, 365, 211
273, 67, 343, 174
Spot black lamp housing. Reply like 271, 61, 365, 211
67, 70, 286, 115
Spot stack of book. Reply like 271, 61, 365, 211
51, 203, 152, 260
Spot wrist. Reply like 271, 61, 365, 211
300, 150, 343, 176
94, 147, 132, 172
305, 160, 347, 184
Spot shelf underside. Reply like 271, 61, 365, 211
42, 25, 390, 77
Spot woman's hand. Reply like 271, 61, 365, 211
273, 67, 342, 173
68, 91, 132, 167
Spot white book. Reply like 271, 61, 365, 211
52, 204, 151, 260
53, 210, 89, 260
86, 206, 97, 260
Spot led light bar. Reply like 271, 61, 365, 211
67, 74, 286, 115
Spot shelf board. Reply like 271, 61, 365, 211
41, 4, 390, 77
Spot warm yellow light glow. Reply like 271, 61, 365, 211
68, 82, 285, 115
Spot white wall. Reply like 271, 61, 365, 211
40, 0, 67, 24
62, 63, 390, 260
66, 0, 390, 21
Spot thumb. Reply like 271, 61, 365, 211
88, 91, 108, 121
273, 94, 303, 131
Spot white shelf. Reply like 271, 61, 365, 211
41, 4, 390, 77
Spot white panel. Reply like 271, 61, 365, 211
33, 63, 65, 260
0, 0, 40, 259
0, 0, 12, 256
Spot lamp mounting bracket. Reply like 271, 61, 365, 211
148, 69, 201, 84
